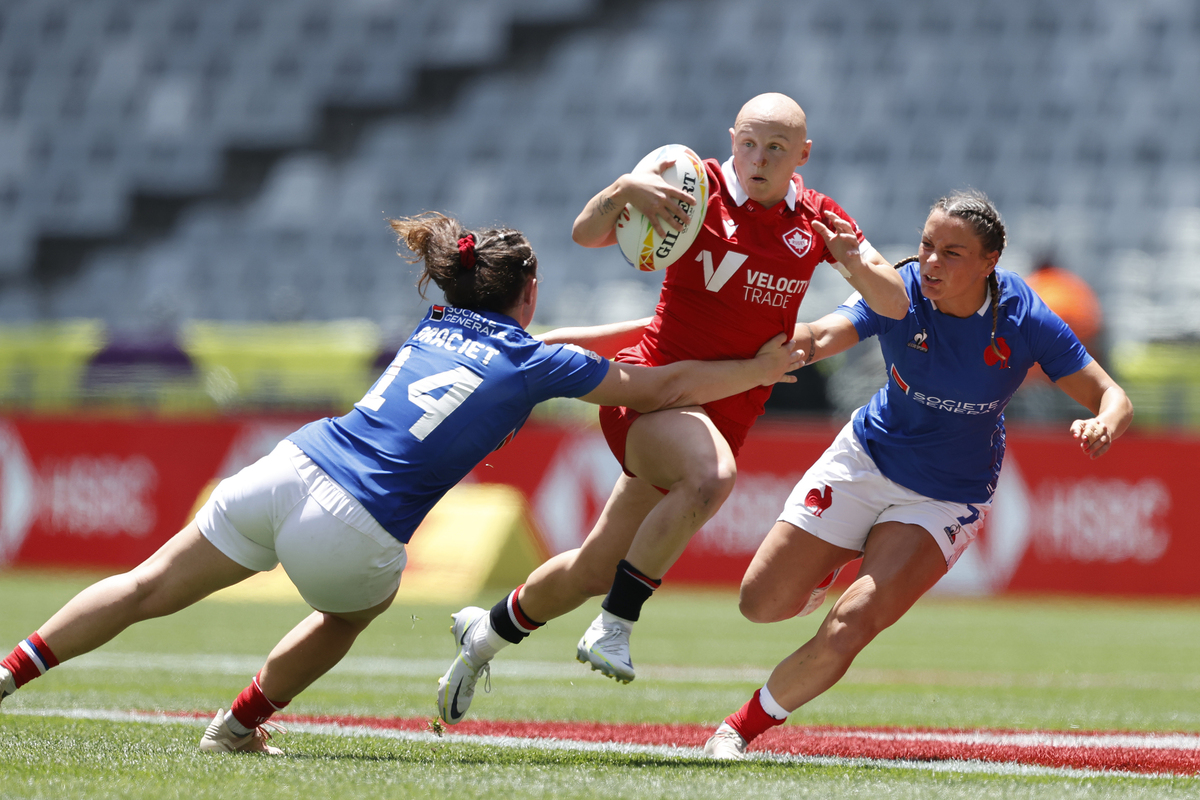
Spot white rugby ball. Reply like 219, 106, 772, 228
615, 144, 709, 272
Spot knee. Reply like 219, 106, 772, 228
121, 569, 180, 620
821, 605, 888, 660
738, 583, 789, 624
676, 458, 737, 515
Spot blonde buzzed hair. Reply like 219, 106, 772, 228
734, 93, 807, 138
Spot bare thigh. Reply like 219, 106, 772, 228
622, 407, 738, 575
739, 520, 861, 623
111, 520, 257, 612
624, 406, 734, 492
807, 520, 948, 661
38, 522, 256, 661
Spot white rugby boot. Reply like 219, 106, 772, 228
198, 709, 284, 755
437, 606, 492, 725
796, 566, 842, 617
0, 666, 15, 706
576, 612, 635, 683
703, 722, 748, 760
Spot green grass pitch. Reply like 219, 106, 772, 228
1, 569, 1198, 799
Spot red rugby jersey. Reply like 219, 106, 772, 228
616, 156, 865, 427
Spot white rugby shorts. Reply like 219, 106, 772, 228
196, 439, 407, 613
778, 422, 989, 568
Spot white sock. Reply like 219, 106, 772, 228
600, 609, 634, 630
758, 684, 790, 721
468, 616, 510, 663
224, 710, 253, 737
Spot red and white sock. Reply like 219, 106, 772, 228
724, 685, 788, 745
227, 672, 289, 736
1, 632, 60, 689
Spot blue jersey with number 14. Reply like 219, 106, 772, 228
288, 305, 609, 543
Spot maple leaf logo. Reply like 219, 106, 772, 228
783, 227, 812, 258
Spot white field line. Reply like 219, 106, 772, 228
60, 651, 1200, 692
7, 707, 1193, 782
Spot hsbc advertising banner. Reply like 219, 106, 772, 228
0, 416, 1195, 597
0, 417, 305, 569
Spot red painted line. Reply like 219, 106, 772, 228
164, 711, 1199, 776
752, 726, 1200, 776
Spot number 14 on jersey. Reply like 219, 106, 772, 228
356, 346, 484, 441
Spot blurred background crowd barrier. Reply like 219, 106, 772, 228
1, 0, 1197, 591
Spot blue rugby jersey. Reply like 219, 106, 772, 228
288, 305, 609, 542
836, 264, 1091, 503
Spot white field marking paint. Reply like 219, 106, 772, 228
59, 652, 1200, 692
6, 707, 1191, 782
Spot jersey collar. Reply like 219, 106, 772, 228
929, 284, 992, 317
721, 156, 799, 211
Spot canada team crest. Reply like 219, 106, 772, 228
783, 227, 813, 258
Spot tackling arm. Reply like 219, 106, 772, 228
535, 317, 653, 359
792, 313, 861, 366
579, 333, 802, 413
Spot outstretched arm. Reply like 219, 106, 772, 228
535, 317, 653, 359
572, 158, 697, 248
579, 333, 802, 413
792, 313, 861, 366
1054, 361, 1134, 459
813, 210, 909, 320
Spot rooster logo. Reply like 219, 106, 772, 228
805, 485, 833, 517
983, 337, 1011, 369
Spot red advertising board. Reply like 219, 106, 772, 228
0, 415, 1196, 597
940, 426, 1199, 597
0, 417, 305, 569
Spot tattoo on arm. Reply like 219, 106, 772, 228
595, 193, 617, 216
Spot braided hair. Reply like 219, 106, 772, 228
389, 212, 538, 314
929, 190, 1008, 358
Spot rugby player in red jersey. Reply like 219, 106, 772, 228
438, 93, 910, 724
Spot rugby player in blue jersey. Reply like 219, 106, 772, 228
704, 191, 1134, 759
0, 212, 802, 755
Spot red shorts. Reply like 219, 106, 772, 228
598, 404, 753, 489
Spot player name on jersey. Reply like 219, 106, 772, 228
411, 324, 503, 365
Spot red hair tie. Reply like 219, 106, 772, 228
457, 234, 476, 269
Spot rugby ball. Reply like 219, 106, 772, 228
615, 144, 709, 272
